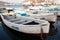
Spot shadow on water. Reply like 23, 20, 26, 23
2, 21, 42, 40
46, 16, 60, 40
1, 17, 60, 40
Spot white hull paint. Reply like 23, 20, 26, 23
57, 13, 60, 16
1, 15, 50, 34
16, 12, 57, 22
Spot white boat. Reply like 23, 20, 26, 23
57, 13, 60, 16
57, 5, 60, 16
5, 7, 13, 10
27, 13, 57, 22
0, 7, 14, 15
52, 0, 60, 16
14, 9, 57, 23
1, 14, 50, 37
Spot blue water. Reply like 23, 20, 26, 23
0, 22, 12, 40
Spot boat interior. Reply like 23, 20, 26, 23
2, 15, 43, 25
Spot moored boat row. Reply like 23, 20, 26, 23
0, 0, 60, 39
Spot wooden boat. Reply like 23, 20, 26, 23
0, 8, 8, 13
57, 13, 60, 16
56, 6, 60, 16
14, 9, 57, 23
1, 14, 50, 37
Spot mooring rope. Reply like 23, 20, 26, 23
41, 27, 44, 40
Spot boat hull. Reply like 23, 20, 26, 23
1, 15, 50, 38
16, 13, 57, 22
57, 13, 60, 16
3, 21, 48, 38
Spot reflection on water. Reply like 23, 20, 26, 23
0, 22, 12, 40
0, 17, 60, 40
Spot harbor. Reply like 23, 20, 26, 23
0, 0, 60, 40
0, 8, 59, 40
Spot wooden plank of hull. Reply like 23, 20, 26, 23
1, 15, 50, 34
16, 13, 57, 22
3, 23, 48, 38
